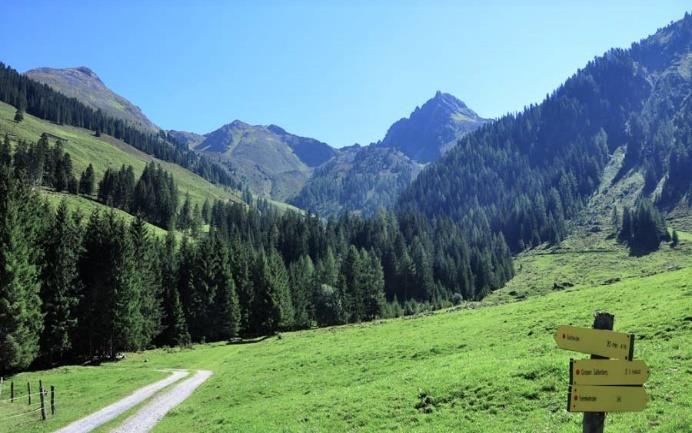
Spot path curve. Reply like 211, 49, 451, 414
53, 370, 189, 433
110, 370, 213, 433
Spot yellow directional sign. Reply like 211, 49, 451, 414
570, 359, 649, 385
554, 325, 634, 360
568, 385, 648, 412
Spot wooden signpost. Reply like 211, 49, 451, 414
554, 325, 634, 360
570, 359, 649, 386
568, 385, 648, 412
555, 312, 649, 433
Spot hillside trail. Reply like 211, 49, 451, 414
53, 369, 189, 433
110, 370, 212, 433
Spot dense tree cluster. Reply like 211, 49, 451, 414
616, 199, 669, 255
0, 62, 241, 190
6, 133, 78, 193
0, 154, 512, 372
96, 162, 180, 229
397, 14, 692, 252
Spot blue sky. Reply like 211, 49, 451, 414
1, 1, 689, 147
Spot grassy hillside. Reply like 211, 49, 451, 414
0, 100, 242, 209
1, 233, 689, 433
40, 190, 172, 238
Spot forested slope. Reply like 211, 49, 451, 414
398, 14, 692, 252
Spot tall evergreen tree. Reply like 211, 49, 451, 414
39, 202, 82, 364
158, 231, 190, 347
0, 167, 46, 372
130, 217, 162, 347
79, 164, 95, 195
249, 252, 281, 335
0, 134, 11, 167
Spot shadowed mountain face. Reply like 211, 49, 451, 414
291, 145, 423, 217
181, 120, 337, 201
398, 14, 692, 252
25, 66, 158, 132
376, 91, 490, 163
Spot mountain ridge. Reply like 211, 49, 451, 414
25, 66, 159, 132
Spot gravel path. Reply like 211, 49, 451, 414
110, 370, 213, 433
53, 370, 189, 433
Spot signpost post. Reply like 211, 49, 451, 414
554, 312, 649, 433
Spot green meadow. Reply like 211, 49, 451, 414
1, 230, 689, 433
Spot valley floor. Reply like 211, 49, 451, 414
1, 231, 690, 433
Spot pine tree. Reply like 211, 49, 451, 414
109, 213, 144, 353
130, 217, 162, 347
39, 201, 82, 364
249, 251, 281, 335
177, 192, 192, 231
362, 251, 386, 320
14, 108, 23, 122
201, 198, 211, 224
339, 246, 365, 322
672, 230, 679, 247
611, 206, 620, 235
289, 255, 315, 328
158, 231, 190, 347
0, 134, 11, 167
79, 164, 96, 195
0, 167, 46, 372
268, 249, 294, 329
210, 244, 241, 340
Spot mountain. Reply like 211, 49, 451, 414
398, 13, 692, 252
25, 66, 158, 132
291, 145, 423, 216
375, 91, 490, 163
185, 121, 337, 201
291, 93, 487, 216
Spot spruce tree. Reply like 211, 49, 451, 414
39, 201, 82, 364
672, 230, 679, 247
210, 244, 241, 340
14, 108, 23, 122
0, 167, 46, 371
79, 164, 95, 195
362, 251, 386, 320
268, 249, 294, 329
130, 217, 162, 347
249, 251, 281, 335
0, 134, 11, 167
158, 231, 190, 347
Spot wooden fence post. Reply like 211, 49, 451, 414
39, 380, 46, 421
27, 382, 31, 405
51, 385, 55, 415
583, 312, 614, 433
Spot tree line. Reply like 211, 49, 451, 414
0, 147, 513, 373
0, 62, 241, 190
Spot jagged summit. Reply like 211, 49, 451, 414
376, 91, 489, 163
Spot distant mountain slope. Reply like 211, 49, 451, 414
190, 120, 337, 201
376, 91, 490, 163
398, 13, 692, 252
291, 145, 423, 216
25, 66, 158, 132
292, 93, 486, 216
